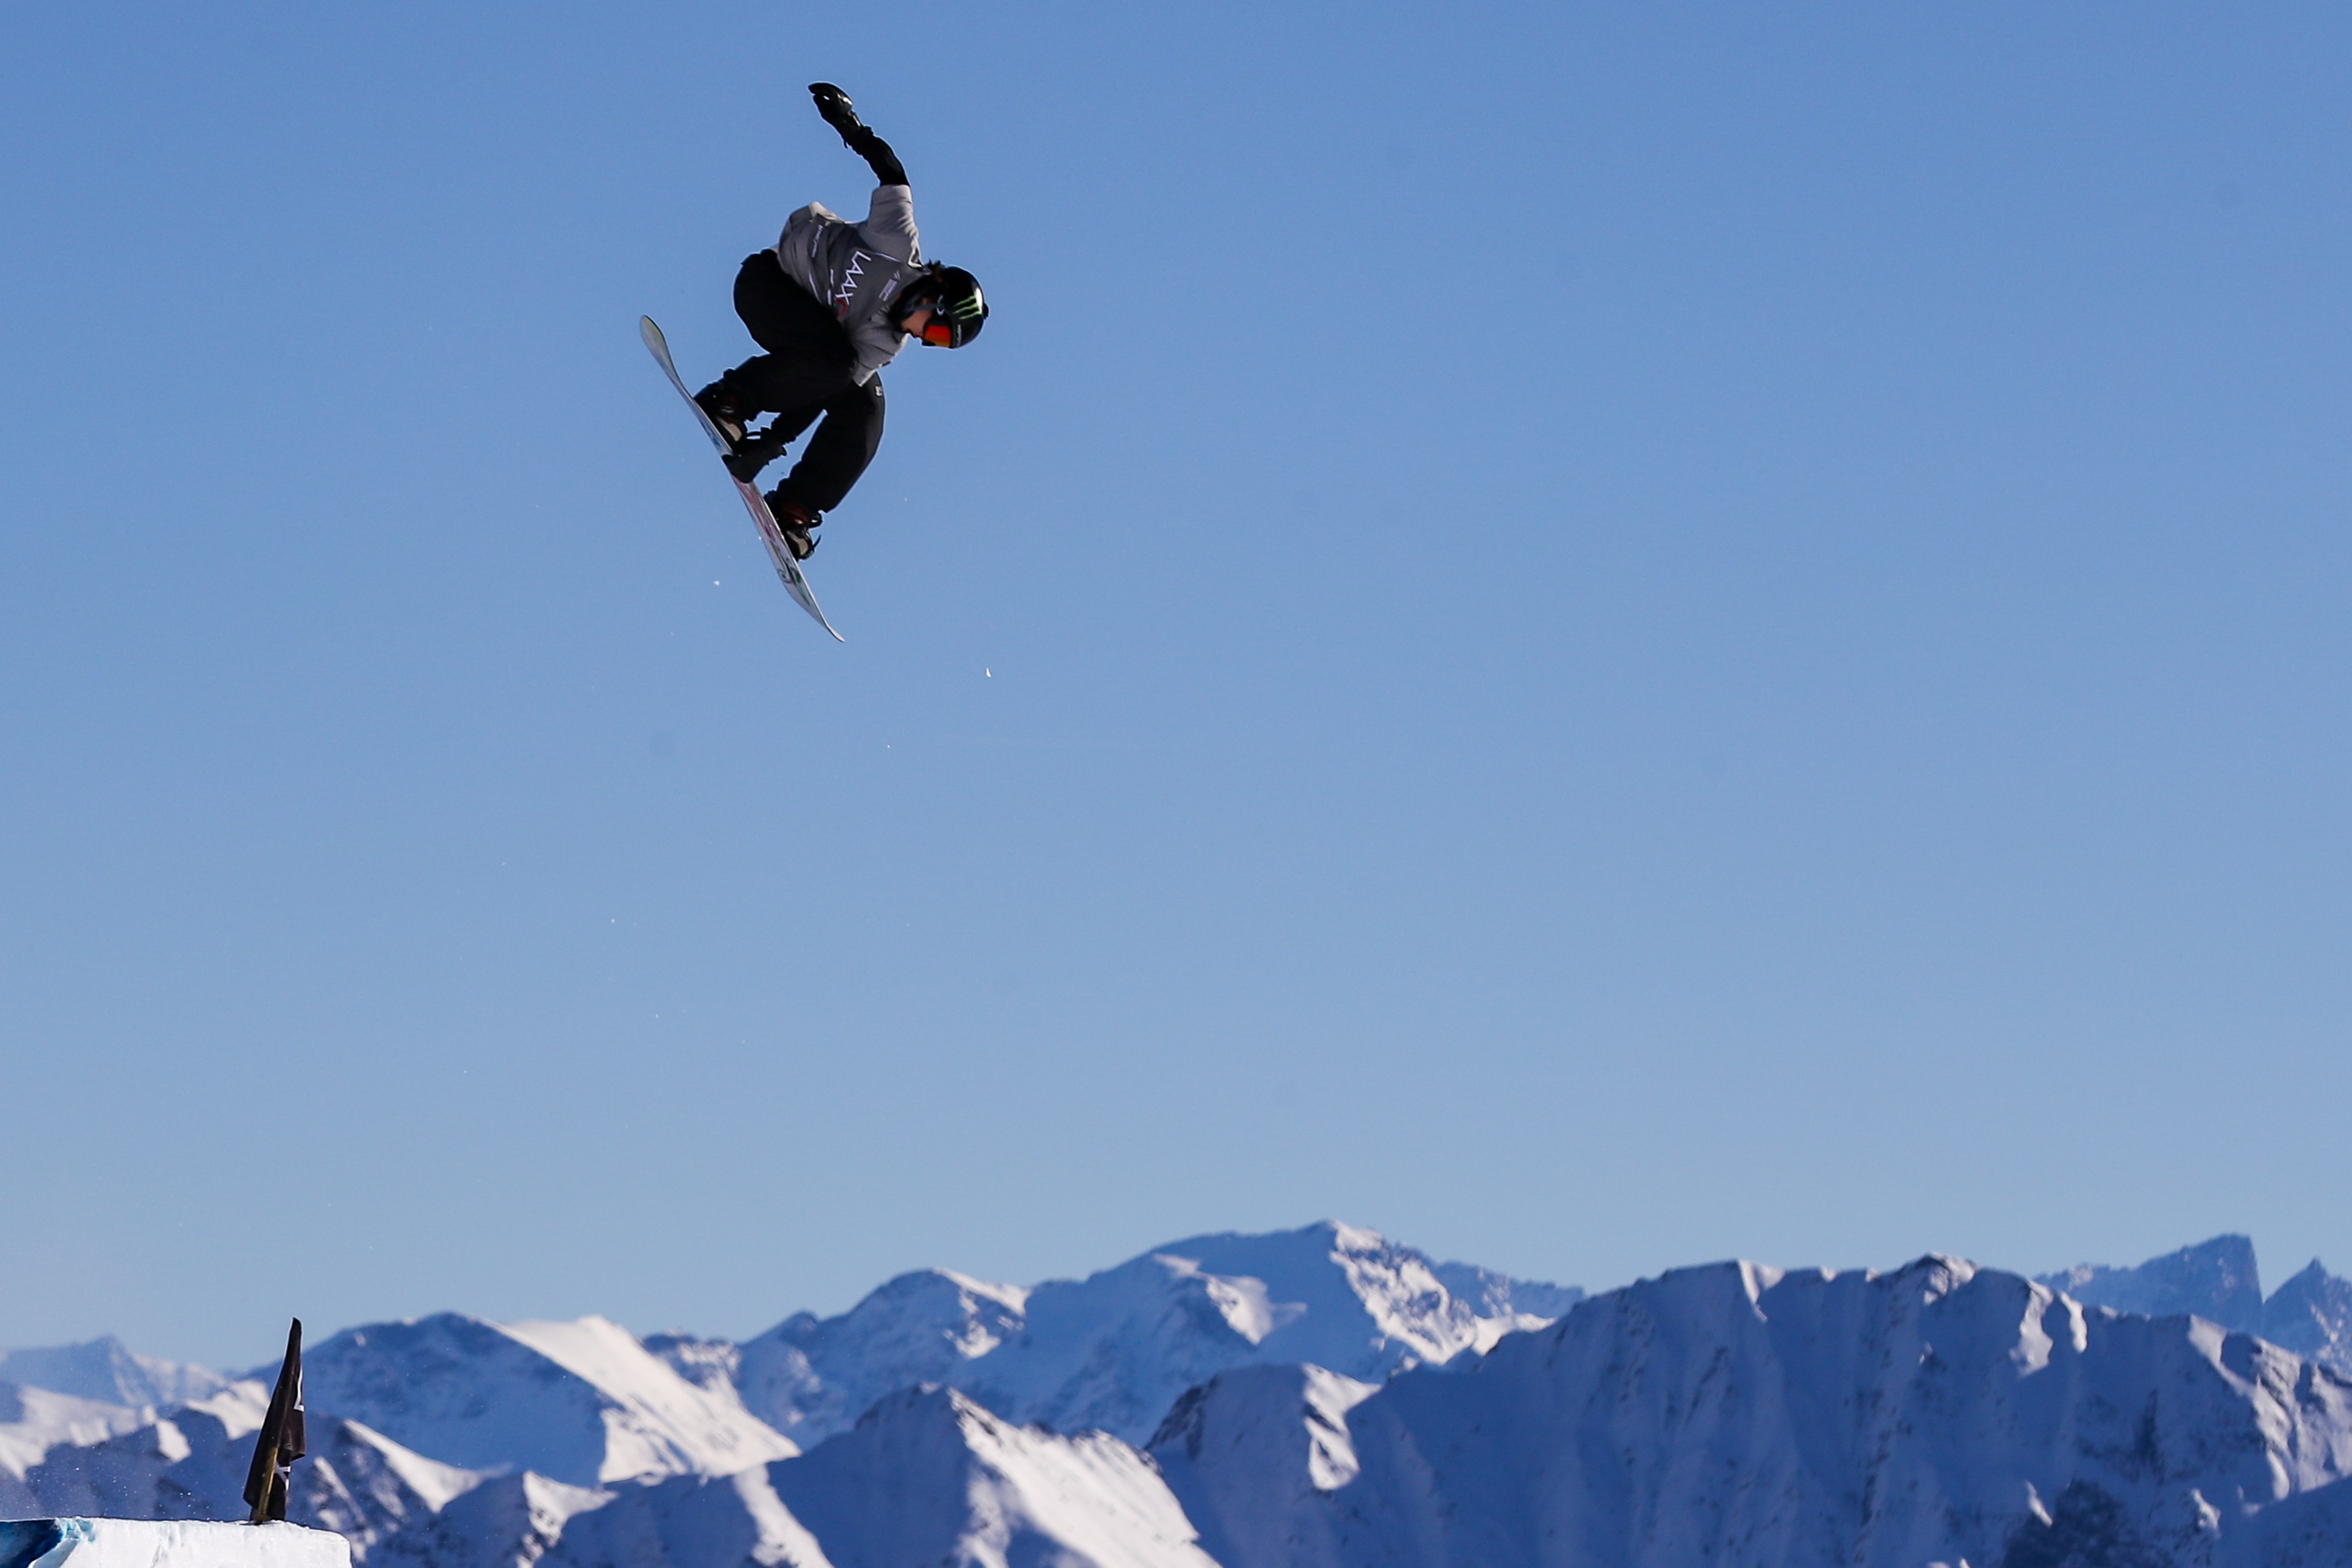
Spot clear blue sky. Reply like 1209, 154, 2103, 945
5, 2, 2349, 1370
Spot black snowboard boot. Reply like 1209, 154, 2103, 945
723, 423, 794, 484
693, 382, 750, 449
767, 491, 820, 560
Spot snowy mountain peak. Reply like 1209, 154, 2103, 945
1899, 1251, 1979, 1303
302, 1311, 793, 1488
0, 1335, 231, 1409
2038, 1232, 2267, 1332
933, 1220, 1568, 1443
731, 1267, 1032, 1446
2257, 1259, 2352, 1371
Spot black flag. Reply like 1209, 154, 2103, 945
242, 1318, 307, 1524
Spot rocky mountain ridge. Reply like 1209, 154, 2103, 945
2037, 1233, 2352, 1374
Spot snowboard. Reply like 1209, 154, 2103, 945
640, 316, 844, 641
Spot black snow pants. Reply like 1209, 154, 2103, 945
716, 250, 886, 516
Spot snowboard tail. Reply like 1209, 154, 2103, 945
639, 316, 844, 641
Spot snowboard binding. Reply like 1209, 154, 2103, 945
693, 383, 749, 449
767, 492, 820, 560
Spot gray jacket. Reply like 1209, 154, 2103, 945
773, 185, 922, 385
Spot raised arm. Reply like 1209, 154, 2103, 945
808, 83, 908, 187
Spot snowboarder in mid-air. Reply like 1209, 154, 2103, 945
691, 83, 987, 561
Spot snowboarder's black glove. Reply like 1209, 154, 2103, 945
808, 82, 908, 187
809, 83, 862, 136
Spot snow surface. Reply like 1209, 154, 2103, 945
0, 1519, 347, 1568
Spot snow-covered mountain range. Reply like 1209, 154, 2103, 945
8, 1223, 2352, 1566
648, 1224, 1570, 1452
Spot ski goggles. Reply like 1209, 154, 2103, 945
911, 282, 987, 348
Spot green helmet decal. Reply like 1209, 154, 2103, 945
912, 266, 988, 347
